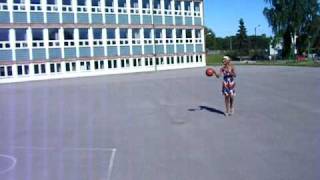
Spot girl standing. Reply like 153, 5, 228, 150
216, 56, 236, 116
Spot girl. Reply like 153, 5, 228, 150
216, 56, 236, 116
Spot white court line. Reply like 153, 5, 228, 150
107, 148, 117, 180
9, 146, 117, 180
13, 146, 115, 152
0, 154, 17, 174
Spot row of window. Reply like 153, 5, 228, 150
0, 55, 203, 77
0, 0, 201, 12
0, 28, 202, 48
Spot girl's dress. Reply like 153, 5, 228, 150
221, 67, 236, 96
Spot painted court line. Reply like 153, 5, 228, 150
11, 146, 117, 180
13, 146, 115, 152
0, 154, 17, 174
107, 148, 117, 180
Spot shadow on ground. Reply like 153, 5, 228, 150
188, 106, 225, 116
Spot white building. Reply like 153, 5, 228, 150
0, 0, 205, 83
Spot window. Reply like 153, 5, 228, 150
78, 0, 86, 6
63, 0, 71, 5
17, 65, 29, 75
194, 2, 200, 11
34, 64, 39, 74
176, 29, 182, 38
195, 29, 201, 38
142, 0, 149, 8
144, 29, 151, 38
92, 0, 100, 6
24, 65, 29, 74
17, 65, 23, 75
105, 0, 113, 6
31, 0, 40, 4
32, 29, 43, 40
0, 29, 9, 41
41, 64, 46, 73
113, 60, 117, 68
49, 63, 61, 73
66, 62, 70, 71
100, 60, 104, 69
174, 0, 180, 10
94, 61, 99, 69
56, 63, 61, 72
0, 0, 7, 3
49, 29, 59, 40
79, 29, 88, 39
93, 28, 102, 39
166, 29, 173, 38
164, 0, 171, 9
133, 58, 142, 67
15, 29, 27, 41
132, 29, 140, 39
120, 29, 128, 39
34, 64, 46, 74
7, 66, 13, 76
13, 0, 23, 3
166, 57, 170, 64
118, 0, 125, 7
107, 29, 115, 39
186, 29, 192, 38
66, 62, 76, 71
131, 0, 138, 8
0, 67, 5, 77
47, 0, 56, 4
86, 61, 90, 70
64, 29, 74, 40
184, 1, 190, 11
153, 0, 160, 9
121, 59, 125, 67
108, 60, 112, 68
155, 29, 162, 38
50, 63, 55, 72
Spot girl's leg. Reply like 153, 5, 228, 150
224, 95, 230, 115
230, 96, 234, 114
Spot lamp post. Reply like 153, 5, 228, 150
254, 25, 261, 60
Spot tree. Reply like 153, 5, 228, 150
205, 27, 216, 50
235, 18, 249, 55
263, 0, 320, 58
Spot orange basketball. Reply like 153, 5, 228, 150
205, 68, 215, 77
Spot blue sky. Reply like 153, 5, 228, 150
204, 0, 273, 37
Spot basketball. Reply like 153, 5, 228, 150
205, 68, 215, 77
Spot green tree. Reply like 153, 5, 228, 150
235, 18, 249, 55
205, 27, 216, 50
263, 0, 320, 58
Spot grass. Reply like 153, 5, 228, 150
206, 54, 320, 67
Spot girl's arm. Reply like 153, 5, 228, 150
231, 67, 236, 77
215, 68, 223, 78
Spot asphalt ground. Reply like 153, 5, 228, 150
0, 66, 319, 180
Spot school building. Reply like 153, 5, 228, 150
0, 0, 205, 83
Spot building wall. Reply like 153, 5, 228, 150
0, 0, 206, 83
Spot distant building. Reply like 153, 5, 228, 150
0, 0, 205, 83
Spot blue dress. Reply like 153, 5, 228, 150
220, 68, 236, 96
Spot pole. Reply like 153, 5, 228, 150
254, 25, 260, 60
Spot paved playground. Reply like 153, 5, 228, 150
0, 66, 319, 180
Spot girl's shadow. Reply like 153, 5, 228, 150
188, 106, 225, 116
